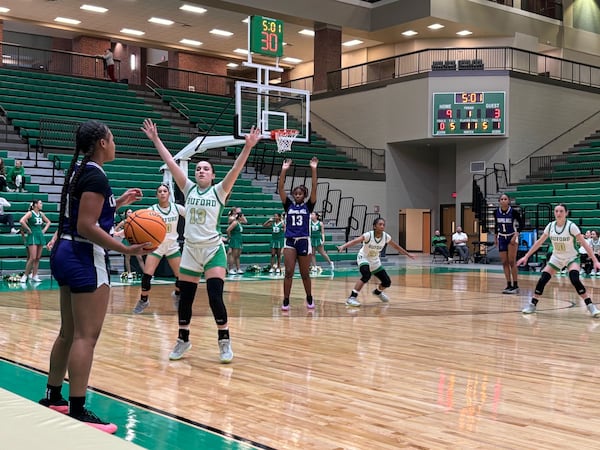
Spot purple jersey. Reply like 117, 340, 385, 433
494, 206, 522, 236
283, 197, 315, 238
61, 162, 116, 237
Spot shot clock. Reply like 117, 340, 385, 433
433, 92, 505, 135
249, 15, 284, 58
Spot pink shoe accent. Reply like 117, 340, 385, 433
306, 301, 315, 309
281, 304, 290, 311
49, 404, 69, 414
85, 422, 118, 434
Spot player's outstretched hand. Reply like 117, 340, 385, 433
594, 260, 600, 272
310, 157, 319, 169
337, 245, 344, 252
244, 126, 262, 148
406, 252, 416, 260
141, 118, 158, 141
282, 159, 292, 170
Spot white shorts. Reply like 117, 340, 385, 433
150, 238, 181, 259
357, 253, 381, 272
548, 253, 579, 271
180, 243, 227, 276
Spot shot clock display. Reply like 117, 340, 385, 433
249, 15, 284, 58
433, 92, 505, 136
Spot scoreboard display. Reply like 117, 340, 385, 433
433, 92, 505, 136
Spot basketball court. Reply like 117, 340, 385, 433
3, 258, 600, 449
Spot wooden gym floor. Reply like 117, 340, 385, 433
2, 255, 600, 449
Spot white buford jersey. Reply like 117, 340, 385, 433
358, 230, 391, 262
182, 179, 227, 247
544, 219, 580, 260
150, 202, 185, 243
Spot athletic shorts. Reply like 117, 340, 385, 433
179, 242, 227, 277
150, 238, 181, 259
285, 237, 311, 256
547, 253, 579, 271
498, 234, 515, 252
357, 253, 382, 272
51, 239, 110, 293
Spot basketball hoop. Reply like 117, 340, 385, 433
271, 129, 299, 153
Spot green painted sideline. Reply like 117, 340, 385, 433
0, 359, 264, 450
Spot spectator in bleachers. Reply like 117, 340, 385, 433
310, 212, 334, 272
0, 196, 20, 234
19, 199, 51, 282
99, 48, 116, 82
263, 212, 285, 273
432, 229, 451, 261
452, 226, 469, 262
226, 207, 246, 275
0, 158, 8, 192
8, 159, 26, 192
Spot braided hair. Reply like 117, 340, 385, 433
56, 120, 110, 239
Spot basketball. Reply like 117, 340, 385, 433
123, 209, 166, 249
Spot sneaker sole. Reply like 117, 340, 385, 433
169, 344, 192, 360
281, 305, 290, 311
220, 355, 234, 363
306, 302, 315, 309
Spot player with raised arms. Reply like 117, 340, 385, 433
142, 118, 261, 362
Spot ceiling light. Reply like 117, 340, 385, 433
242, 18, 249, 24
401, 30, 418, 37
121, 28, 145, 36
233, 48, 248, 54
180, 4, 206, 14
0, 7, 10, 13
428, 23, 445, 30
210, 29, 233, 37
342, 39, 363, 47
282, 57, 302, 64
299, 29, 315, 37
149, 17, 174, 26
227, 63, 239, 68
180, 39, 202, 46
80, 4, 108, 13
55, 17, 81, 25
456, 30, 473, 36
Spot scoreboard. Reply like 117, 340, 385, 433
433, 92, 505, 136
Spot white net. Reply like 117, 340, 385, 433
273, 129, 299, 153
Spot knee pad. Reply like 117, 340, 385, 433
178, 281, 198, 326
534, 271, 552, 296
376, 270, 391, 288
141, 273, 152, 292
207, 278, 227, 326
359, 265, 372, 283
569, 269, 586, 295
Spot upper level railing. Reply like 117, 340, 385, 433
0, 41, 120, 82
323, 47, 600, 92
